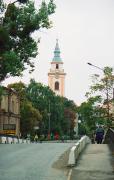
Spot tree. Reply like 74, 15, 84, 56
7, 82, 42, 137
77, 96, 105, 135
62, 98, 77, 137
20, 100, 42, 137
8, 81, 26, 100
0, 0, 56, 82
8, 79, 77, 137
26, 79, 56, 134
26, 79, 77, 137
86, 66, 114, 125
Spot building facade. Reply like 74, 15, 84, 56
48, 39, 66, 96
0, 87, 20, 137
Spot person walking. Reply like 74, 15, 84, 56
34, 134, 38, 143
95, 125, 104, 144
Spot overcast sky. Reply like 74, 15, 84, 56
3, 0, 114, 105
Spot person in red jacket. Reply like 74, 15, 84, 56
55, 132, 59, 140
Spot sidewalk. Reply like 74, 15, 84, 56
70, 144, 114, 180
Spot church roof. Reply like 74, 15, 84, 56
52, 39, 62, 62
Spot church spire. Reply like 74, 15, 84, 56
53, 39, 62, 62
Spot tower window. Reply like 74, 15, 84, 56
55, 81, 59, 90
56, 64, 59, 69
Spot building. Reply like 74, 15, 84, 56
48, 39, 66, 96
0, 87, 20, 137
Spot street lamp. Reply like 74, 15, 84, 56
48, 100, 51, 135
87, 62, 114, 124
74, 113, 81, 137
87, 62, 104, 71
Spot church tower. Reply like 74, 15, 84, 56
48, 39, 66, 96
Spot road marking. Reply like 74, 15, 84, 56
67, 169, 72, 180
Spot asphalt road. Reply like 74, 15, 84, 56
0, 143, 74, 180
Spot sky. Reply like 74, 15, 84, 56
3, 0, 114, 105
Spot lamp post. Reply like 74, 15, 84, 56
48, 100, 51, 135
87, 63, 104, 71
75, 113, 81, 137
87, 62, 113, 124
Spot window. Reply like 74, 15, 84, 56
55, 82, 59, 90
56, 64, 59, 69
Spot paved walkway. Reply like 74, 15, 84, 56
70, 144, 114, 180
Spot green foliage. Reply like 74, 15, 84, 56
0, 86, 4, 102
8, 81, 26, 101
7, 82, 42, 137
20, 100, 42, 137
77, 96, 106, 135
88, 67, 114, 99
87, 66, 114, 123
7, 79, 77, 137
82, 66, 114, 134
26, 79, 77, 136
0, 0, 56, 82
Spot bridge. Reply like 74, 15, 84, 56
0, 129, 114, 180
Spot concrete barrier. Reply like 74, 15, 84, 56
1, 137, 7, 144
14, 138, 18, 144
0, 136, 31, 144
68, 136, 90, 166
26, 139, 30, 144
19, 139, 23, 143
22, 139, 27, 143
68, 142, 80, 165
8, 137, 13, 144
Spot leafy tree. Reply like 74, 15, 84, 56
0, 0, 56, 82
26, 79, 77, 137
8, 81, 26, 101
20, 100, 42, 137
64, 108, 76, 136
63, 98, 77, 137
8, 79, 77, 137
26, 79, 56, 134
77, 96, 106, 135
86, 66, 114, 124
7, 82, 42, 137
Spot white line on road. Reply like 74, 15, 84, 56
67, 169, 72, 180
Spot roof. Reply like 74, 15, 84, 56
52, 39, 62, 62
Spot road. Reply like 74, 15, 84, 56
0, 143, 74, 180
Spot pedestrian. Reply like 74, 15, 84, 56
95, 125, 104, 144
54, 132, 59, 140
47, 133, 50, 140
34, 134, 38, 143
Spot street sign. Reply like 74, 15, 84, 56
0, 130, 16, 135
